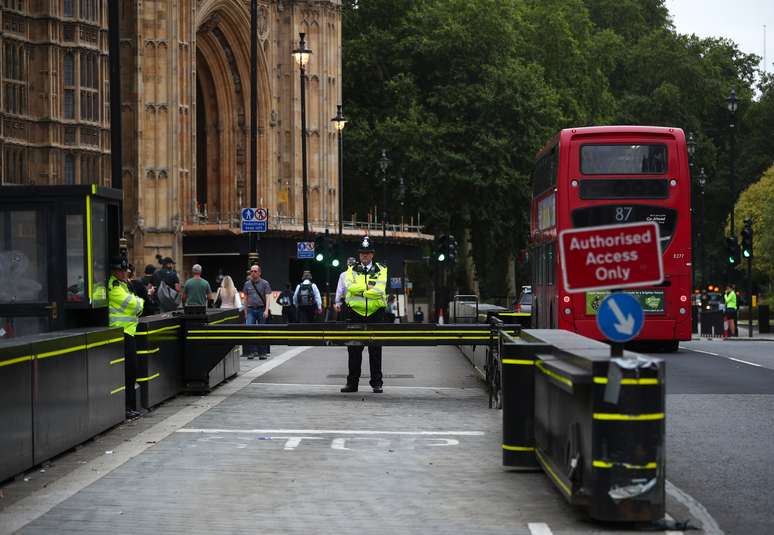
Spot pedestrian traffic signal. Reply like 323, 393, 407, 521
314, 234, 328, 262
330, 241, 341, 268
447, 235, 458, 263
741, 218, 753, 259
434, 234, 459, 264
726, 235, 740, 265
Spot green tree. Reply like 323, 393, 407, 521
732, 166, 774, 282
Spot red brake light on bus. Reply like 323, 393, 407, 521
563, 296, 571, 303
680, 295, 687, 303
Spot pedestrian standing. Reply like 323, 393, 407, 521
215, 275, 242, 310
341, 236, 388, 393
153, 257, 181, 312
127, 264, 154, 317
243, 264, 272, 359
107, 257, 144, 419
724, 284, 737, 338
182, 264, 213, 307
293, 271, 322, 323
141, 264, 159, 315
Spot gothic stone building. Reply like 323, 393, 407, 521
1, 0, 346, 283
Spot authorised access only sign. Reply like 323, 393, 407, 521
558, 221, 664, 293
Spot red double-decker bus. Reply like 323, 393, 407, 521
529, 126, 692, 351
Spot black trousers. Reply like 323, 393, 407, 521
297, 305, 317, 323
346, 307, 386, 388
124, 333, 137, 410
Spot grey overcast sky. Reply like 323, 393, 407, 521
665, 0, 774, 71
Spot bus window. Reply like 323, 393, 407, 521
581, 144, 667, 175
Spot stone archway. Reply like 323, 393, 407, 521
194, 0, 271, 221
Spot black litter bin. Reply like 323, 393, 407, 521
760, 305, 770, 334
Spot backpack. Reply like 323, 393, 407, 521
297, 284, 314, 307
157, 280, 181, 312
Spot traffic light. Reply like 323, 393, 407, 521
447, 235, 458, 263
314, 234, 327, 262
741, 218, 753, 259
330, 241, 341, 268
726, 235, 740, 266
435, 234, 448, 262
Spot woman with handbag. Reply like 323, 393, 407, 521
215, 275, 242, 311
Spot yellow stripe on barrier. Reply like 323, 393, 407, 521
536, 360, 573, 388
502, 359, 535, 366
186, 329, 508, 335
137, 347, 160, 355
593, 377, 660, 385
209, 315, 241, 325
0, 355, 34, 367
136, 325, 181, 336
37, 344, 88, 359
535, 448, 571, 497
110, 386, 126, 395
186, 335, 492, 341
110, 357, 125, 365
86, 337, 124, 349
136, 373, 160, 382
592, 460, 658, 470
593, 412, 665, 421
498, 313, 531, 317
502, 444, 535, 452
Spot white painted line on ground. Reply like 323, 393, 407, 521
682, 347, 763, 367
727, 357, 762, 367
666, 480, 723, 535
0, 346, 311, 535
682, 347, 719, 356
527, 523, 554, 535
177, 428, 485, 436
250, 382, 463, 391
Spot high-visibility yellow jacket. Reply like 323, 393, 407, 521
724, 290, 737, 310
345, 263, 387, 317
108, 275, 144, 336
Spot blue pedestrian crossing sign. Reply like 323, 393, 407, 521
596, 292, 644, 343
241, 207, 268, 233
297, 241, 315, 259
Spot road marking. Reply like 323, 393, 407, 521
666, 480, 723, 535
727, 357, 762, 367
0, 346, 310, 535
176, 428, 485, 436
250, 382, 463, 391
682, 347, 763, 367
527, 523, 554, 535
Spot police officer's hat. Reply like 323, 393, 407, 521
109, 256, 129, 271
358, 235, 375, 253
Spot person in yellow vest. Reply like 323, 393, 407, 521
341, 236, 388, 393
723, 284, 737, 338
108, 256, 144, 418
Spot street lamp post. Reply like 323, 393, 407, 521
293, 33, 312, 240
379, 149, 390, 239
726, 88, 738, 235
698, 168, 707, 287
687, 132, 697, 289
331, 105, 347, 237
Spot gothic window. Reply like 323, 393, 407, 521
80, 52, 98, 121
63, 0, 74, 17
80, 0, 97, 22
3, 42, 27, 115
63, 52, 75, 119
2, 146, 25, 185
3, 1, 24, 11
64, 154, 76, 184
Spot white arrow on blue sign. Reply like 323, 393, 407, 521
596, 292, 644, 343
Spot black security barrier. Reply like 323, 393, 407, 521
503, 329, 665, 523
699, 309, 724, 337
499, 330, 551, 469
0, 327, 124, 482
135, 314, 184, 409
760, 304, 770, 334
182, 309, 243, 393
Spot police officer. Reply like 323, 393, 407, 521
341, 236, 388, 393
108, 256, 144, 418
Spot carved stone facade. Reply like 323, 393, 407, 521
0, 0, 110, 188
1, 0, 343, 269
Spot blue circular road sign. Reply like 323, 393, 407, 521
596, 293, 644, 343
241, 208, 255, 221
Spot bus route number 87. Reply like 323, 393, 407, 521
615, 206, 633, 222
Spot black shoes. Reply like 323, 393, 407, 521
372, 386, 383, 393
125, 409, 142, 419
340, 384, 358, 393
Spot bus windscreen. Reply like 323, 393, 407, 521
581, 144, 667, 175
